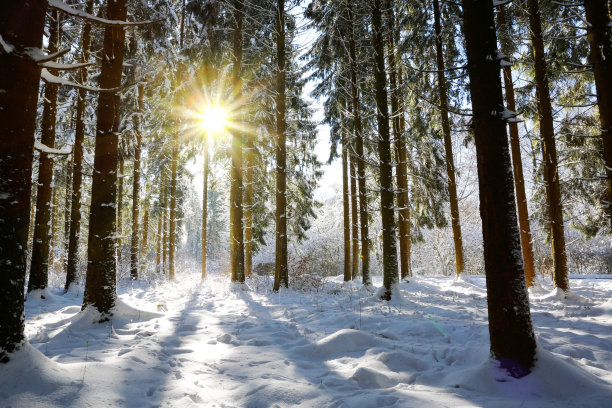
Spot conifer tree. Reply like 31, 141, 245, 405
527, 0, 569, 292
342, 101, 351, 281
0, 0, 48, 362
433, 0, 465, 277
66, 0, 94, 291
130, 84, 144, 280
83, 0, 130, 315
29, 11, 63, 294
231, 0, 246, 284
347, 1, 371, 284
461, 0, 536, 375
371, 0, 399, 300
584, 0, 612, 231
274, 0, 289, 291
385, 0, 412, 280
168, 0, 187, 282
497, 5, 536, 288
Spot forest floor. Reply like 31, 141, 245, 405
1, 271, 612, 407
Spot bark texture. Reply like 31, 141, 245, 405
169, 146, 178, 280
385, 0, 411, 280
349, 155, 360, 280
130, 84, 144, 280
29, 10, 62, 293
433, 0, 465, 277
461, 0, 536, 375
347, 2, 370, 284
66, 0, 94, 290
244, 129, 254, 278
498, 6, 536, 288
371, 0, 399, 300
342, 110, 351, 282
0, 0, 47, 362
82, 0, 128, 315
202, 143, 209, 279
527, 0, 569, 291
584, 0, 612, 231
274, 0, 288, 291
230, 0, 245, 283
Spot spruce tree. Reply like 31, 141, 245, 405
461, 0, 536, 375
371, 0, 399, 300
0, 0, 48, 362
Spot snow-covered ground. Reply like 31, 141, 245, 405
2, 272, 612, 407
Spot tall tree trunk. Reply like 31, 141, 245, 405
66, 0, 93, 290
584, 0, 612, 231
342, 105, 352, 282
347, 2, 370, 285
244, 129, 254, 279
156, 202, 163, 272
396, 65, 412, 279
62, 160, 72, 274
163, 177, 170, 273
202, 143, 209, 279
273, 0, 288, 291
48, 182, 61, 274
169, 0, 186, 282
348, 109, 360, 280
116, 158, 124, 264
130, 84, 144, 280
231, 0, 245, 283
527, 0, 569, 292
385, 0, 411, 280
141, 205, 149, 257
498, 6, 536, 288
371, 0, 399, 300
0, 0, 47, 362
168, 147, 178, 280
29, 10, 62, 293
461, 0, 536, 375
82, 0, 128, 315
433, 0, 465, 277
28, 188, 37, 258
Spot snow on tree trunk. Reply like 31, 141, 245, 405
274, 0, 289, 291
461, 0, 536, 375
230, 0, 245, 284
342, 103, 351, 282
29, 10, 62, 294
385, 0, 412, 281
0, 0, 47, 362
202, 143, 209, 279
371, 0, 399, 301
66, 0, 93, 291
347, 2, 370, 285
82, 0, 128, 316
130, 84, 143, 280
498, 5, 537, 288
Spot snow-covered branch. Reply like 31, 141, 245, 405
49, 0, 164, 27
493, 0, 513, 7
0, 34, 14, 54
26, 47, 70, 63
41, 69, 118, 92
35, 141, 71, 155
39, 61, 92, 71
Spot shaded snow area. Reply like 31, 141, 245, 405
2, 274, 612, 407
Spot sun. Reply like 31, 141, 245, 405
196, 104, 230, 135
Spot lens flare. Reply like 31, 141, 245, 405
196, 104, 230, 135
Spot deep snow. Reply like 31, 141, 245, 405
1, 272, 612, 407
